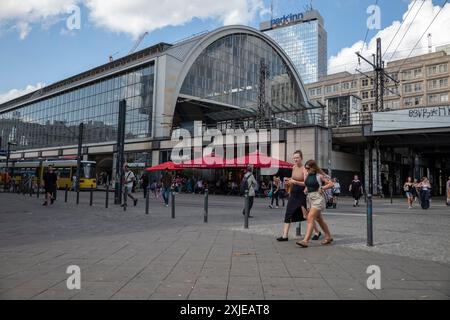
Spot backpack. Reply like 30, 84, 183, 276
240, 174, 251, 194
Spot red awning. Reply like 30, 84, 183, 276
231, 151, 293, 169
145, 152, 293, 171
176, 154, 226, 169
144, 161, 182, 172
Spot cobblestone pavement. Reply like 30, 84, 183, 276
0, 190, 449, 300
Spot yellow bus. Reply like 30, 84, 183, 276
0, 160, 97, 190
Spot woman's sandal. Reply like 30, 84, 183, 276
320, 238, 334, 245
296, 240, 309, 248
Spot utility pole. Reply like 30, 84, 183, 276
355, 38, 399, 246
257, 58, 271, 128
356, 37, 399, 194
76, 123, 84, 204
5, 141, 17, 191
114, 100, 127, 205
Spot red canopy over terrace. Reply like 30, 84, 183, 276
175, 154, 226, 169
145, 152, 293, 171
231, 151, 293, 169
144, 161, 182, 172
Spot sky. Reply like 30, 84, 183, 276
0, 0, 449, 104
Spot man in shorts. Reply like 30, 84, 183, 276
122, 164, 138, 207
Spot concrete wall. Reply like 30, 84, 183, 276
286, 126, 329, 169
332, 151, 361, 172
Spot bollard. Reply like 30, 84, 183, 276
390, 186, 393, 204
204, 188, 209, 223
76, 185, 80, 205
65, 185, 68, 203
89, 185, 93, 206
244, 190, 249, 229
296, 222, 302, 236
105, 184, 109, 208
37, 183, 40, 198
145, 187, 150, 215
366, 194, 373, 247
123, 186, 127, 211
171, 188, 175, 219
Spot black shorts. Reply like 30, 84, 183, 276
333, 192, 340, 197
45, 187, 56, 194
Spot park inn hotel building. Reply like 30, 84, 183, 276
0, 25, 330, 179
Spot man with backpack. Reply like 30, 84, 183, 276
122, 164, 138, 207
241, 165, 258, 218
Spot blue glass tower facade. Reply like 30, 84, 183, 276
261, 10, 327, 84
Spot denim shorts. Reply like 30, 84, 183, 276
405, 192, 413, 198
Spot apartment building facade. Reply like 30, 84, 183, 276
306, 50, 450, 116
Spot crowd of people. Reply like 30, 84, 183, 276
4, 160, 449, 216
403, 176, 434, 209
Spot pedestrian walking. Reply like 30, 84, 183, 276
331, 178, 341, 209
349, 175, 363, 207
121, 164, 138, 207
279, 178, 286, 207
141, 173, 149, 199
418, 177, 432, 210
150, 180, 156, 198
446, 176, 450, 206
412, 178, 419, 203
296, 160, 334, 248
42, 165, 58, 206
269, 176, 281, 209
161, 170, 172, 207
277, 150, 321, 242
241, 165, 257, 218
403, 177, 415, 209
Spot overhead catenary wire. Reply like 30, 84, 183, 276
382, 0, 418, 59
388, 0, 426, 61
393, 0, 449, 72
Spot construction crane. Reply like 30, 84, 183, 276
109, 31, 149, 62
129, 31, 149, 54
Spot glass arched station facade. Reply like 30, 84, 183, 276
180, 33, 303, 111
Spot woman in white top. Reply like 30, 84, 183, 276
417, 177, 431, 210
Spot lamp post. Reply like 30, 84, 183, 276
5, 142, 17, 192
6, 141, 17, 168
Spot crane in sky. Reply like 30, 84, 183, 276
109, 31, 149, 62
129, 31, 149, 54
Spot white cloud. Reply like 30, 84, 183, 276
328, 0, 450, 74
0, 83, 45, 104
84, 0, 268, 38
0, 0, 79, 39
0, 0, 268, 39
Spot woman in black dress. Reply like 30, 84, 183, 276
349, 175, 363, 207
277, 150, 320, 241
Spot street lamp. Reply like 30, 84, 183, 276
5, 141, 17, 191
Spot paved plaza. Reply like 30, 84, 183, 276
0, 190, 449, 300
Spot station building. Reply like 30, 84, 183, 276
0, 25, 329, 180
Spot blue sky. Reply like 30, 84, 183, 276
0, 0, 448, 102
